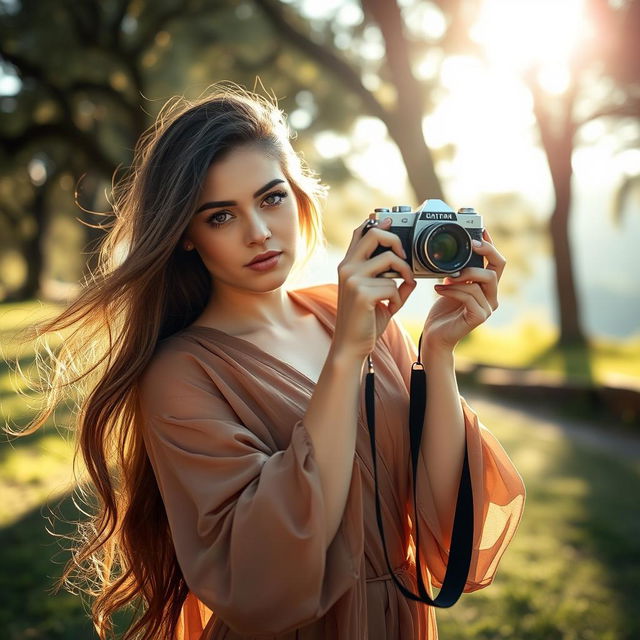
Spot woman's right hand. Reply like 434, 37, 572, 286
333, 217, 417, 360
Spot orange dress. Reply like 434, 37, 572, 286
137, 283, 525, 639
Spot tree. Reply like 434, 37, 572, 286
254, 0, 468, 201
0, 0, 230, 299
0, 0, 377, 300
252, 0, 640, 348
522, 0, 640, 346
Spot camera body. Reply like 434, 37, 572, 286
362, 199, 484, 279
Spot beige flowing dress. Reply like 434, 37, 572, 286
137, 283, 526, 639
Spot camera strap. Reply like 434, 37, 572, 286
364, 332, 474, 607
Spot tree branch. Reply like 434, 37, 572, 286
129, 0, 214, 60
0, 123, 117, 177
579, 98, 640, 127
252, 0, 388, 122
360, 0, 422, 116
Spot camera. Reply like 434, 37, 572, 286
362, 199, 484, 279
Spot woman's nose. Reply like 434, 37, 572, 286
245, 211, 272, 245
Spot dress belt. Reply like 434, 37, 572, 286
366, 558, 414, 583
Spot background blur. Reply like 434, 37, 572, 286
1, 1, 639, 638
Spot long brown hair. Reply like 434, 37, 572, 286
6, 84, 326, 639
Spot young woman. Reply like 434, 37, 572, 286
18, 86, 525, 639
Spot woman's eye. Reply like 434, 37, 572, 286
261, 190, 288, 207
207, 211, 232, 227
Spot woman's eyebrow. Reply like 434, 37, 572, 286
195, 179, 285, 214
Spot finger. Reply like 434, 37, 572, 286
471, 237, 506, 282
435, 282, 493, 317
384, 279, 417, 316
383, 287, 403, 316
341, 217, 397, 271
343, 217, 383, 262
358, 278, 405, 312
353, 223, 407, 262
442, 268, 498, 310
393, 277, 418, 313
433, 287, 490, 329
360, 250, 414, 284
360, 276, 416, 316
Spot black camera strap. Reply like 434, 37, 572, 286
364, 332, 474, 607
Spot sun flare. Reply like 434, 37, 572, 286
470, 0, 593, 93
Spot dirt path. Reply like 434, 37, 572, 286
462, 390, 640, 462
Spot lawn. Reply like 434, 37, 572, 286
403, 315, 640, 387
437, 394, 640, 640
2, 301, 639, 639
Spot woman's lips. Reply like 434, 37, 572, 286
245, 252, 282, 271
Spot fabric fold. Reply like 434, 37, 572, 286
137, 282, 525, 639
138, 350, 363, 636
379, 314, 526, 594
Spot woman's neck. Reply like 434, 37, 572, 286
194, 286, 307, 337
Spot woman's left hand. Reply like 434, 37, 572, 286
421, 228, 506, 353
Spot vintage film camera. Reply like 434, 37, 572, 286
362, 199, 484, 279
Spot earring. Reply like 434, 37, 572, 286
184, 241, 194, 251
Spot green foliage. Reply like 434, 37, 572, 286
0, 0, 372, 299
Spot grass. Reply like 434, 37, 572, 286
1, 300, 640, 639
403, 315, 640, 386
436, 396, 640, 640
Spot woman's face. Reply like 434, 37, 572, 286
183, 144, 301, 293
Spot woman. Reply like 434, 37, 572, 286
17, 86, 525, 639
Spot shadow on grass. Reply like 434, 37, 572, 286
562, 443, 640, 640
528, 341, 595, 386
498, 439, 640, 640
0, 490, 133, 640
438, 391, 640, 640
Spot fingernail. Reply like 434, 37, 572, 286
472, 239, 482, 247
384, 217, 392, 225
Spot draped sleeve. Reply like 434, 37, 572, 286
380, 315, 526, 592
136, 342, 363, 635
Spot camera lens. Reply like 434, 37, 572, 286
416, 223, 472, 273
430, 232, 458, 262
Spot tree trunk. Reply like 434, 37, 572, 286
549, 164, 587, 347
8, 183, 48, 301
529, 77, 587, 347
386, 115, 444, 203
362, 0, 445, 202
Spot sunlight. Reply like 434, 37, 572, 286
316, 0, 612, 216
470, 0, 593, 93
342, 117, 408, 197
420, 55, 549, 203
